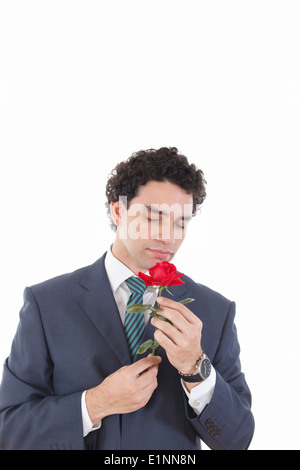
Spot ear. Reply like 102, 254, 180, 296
110, 201, 120, 227
111, 196, 129, 230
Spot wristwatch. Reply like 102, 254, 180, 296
178, 352, 212, 383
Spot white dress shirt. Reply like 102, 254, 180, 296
81, 248, 216, 437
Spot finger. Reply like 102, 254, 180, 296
154, 305, 190, 334
154, 328, 176, 354
157, 296, 200, 325
140, 376, 159, 403
133, 355, 162, 377
151, 315, 183, 344
137, 362, 160, 389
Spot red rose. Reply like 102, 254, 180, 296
138, 261, 185, 288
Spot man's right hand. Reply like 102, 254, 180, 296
85, 355, 162, 426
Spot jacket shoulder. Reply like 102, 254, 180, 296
29, 265, 87, 297
182, 274, 232, 310
29, 254, 106, 301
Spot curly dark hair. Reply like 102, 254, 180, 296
105, 147, 207, 231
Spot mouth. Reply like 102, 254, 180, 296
147, 248, 173, 260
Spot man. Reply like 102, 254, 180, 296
0, 147, 254, 450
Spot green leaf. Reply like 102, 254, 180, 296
126, 303, 152, 314
178, 298, 195, 305
150, 306, 163, 312
156, 314, 173, 326
151, 339, 160, 350
136, 339, 154, 354
149, 306, 163, 317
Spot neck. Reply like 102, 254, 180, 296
111, 239, 145, 276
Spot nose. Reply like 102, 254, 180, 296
152, 218, 176, 245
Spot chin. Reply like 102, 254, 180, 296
139, 252, 157, 270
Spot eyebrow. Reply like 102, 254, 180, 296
145, 205, 192, 222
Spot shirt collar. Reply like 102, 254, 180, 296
105, 246, 137, 293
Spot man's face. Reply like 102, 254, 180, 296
111, 180, 193, 273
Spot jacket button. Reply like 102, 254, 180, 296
212, 426, 219, 435
205, 419, 214, 431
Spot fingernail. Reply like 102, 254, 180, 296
157, 297, 164, 304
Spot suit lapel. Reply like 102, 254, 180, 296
77, 254, 132, 366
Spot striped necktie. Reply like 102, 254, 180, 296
124, 276, 147, 357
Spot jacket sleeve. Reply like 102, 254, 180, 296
184, 301, 255, 450
0, 287, 85, 450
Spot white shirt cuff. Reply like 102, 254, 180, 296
181, 366, 216, 415
81, 391, 102, 437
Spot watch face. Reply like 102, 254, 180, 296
200, 358, 211, 379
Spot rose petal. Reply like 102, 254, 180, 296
145, 262, 185, 287
138, 272, 154, 286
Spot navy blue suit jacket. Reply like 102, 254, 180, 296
0, 253, 254, 450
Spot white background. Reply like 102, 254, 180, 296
0, 1, 299, 450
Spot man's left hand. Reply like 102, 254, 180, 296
151, 296, 203, 374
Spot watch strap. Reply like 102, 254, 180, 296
179, 372, 204, 383
178, 352, 207, 383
